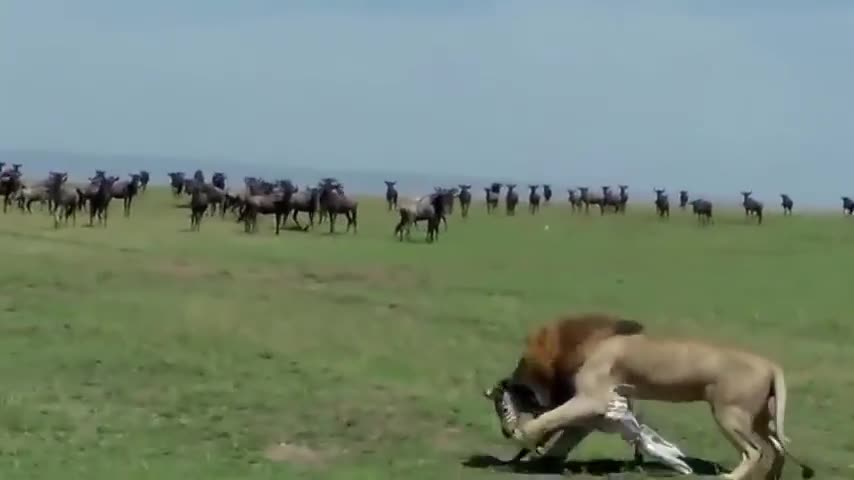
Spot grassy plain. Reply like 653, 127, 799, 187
0, 189, 852, 479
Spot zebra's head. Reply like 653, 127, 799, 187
483, 378, 543, 439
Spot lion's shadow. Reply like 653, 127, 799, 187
462, 454, 725, 477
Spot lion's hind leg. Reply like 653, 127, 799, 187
713, 406, 763, 480
753, 402, 785, 480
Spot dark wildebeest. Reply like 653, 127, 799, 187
780, 194, 793, 216
111, 174, 141, 217
567, 188, 582, 213
212, 172, 227, 190
601, 186, 621, 214
168, 172, 186, 196
653, 188, 670, 218
505, 184, 519, 215
287, 185, 320, 230
384, 181, 398, 211
198, 183, 226, 217
740, 191, 763, 224
457, 184, 472, 219
87, 175, 118, 227
0, 164, 23, 213
138, 170, 150, 193
690, 198, 713, 225
46, 172, 80, 229
318, 180, 358, 234
413, 187, 456, 231
528, 185, 541, 214
77, 171, 108, 213
842, 196, 854, 215
542, 184, 552, 204
240, 180, 297, 234
679, 190, 689, 209
617, 185, 629, 213
394, 189, 448, 243
187, 181, 209, 232
442, 186, 457, 216
193, 169, 205, 184
485, 183, 501, 214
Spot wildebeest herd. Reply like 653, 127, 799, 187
2, 163, 854, 242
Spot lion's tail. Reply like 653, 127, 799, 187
771, 365, 789, 445
770, 365, 815, 479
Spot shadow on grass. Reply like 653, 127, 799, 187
462, 454, 725, 477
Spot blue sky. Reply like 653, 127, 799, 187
1, 1, 853, 204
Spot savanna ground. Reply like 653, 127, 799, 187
0, 189, 852, 480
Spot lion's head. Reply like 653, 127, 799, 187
484, 313, 644, 436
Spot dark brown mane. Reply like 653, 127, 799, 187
510, 313, 644, 407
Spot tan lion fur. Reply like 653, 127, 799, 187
509, 320, 813, 480
507, 312, 645, 409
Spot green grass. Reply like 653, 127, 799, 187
0, 190, 852, 479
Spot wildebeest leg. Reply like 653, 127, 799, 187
290, 210, 303, 230
442, 215, 448, 232
275, 212, 283, 235
351, 208, 358, 234
327, 212, 336, 234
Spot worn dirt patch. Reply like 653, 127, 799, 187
263, 441, 331, 466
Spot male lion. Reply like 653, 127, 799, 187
483, 313, 693, 472
506, 315, 814, 480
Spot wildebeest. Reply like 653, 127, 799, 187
317, 179, 358, 234
679, 190, 689, 209
168, 172, 186, 196
528, 185, 541, 214
138, 170, 150, 193
384, 181, 398, 211
197, 183, 227, 217
111, 174, 141, 217
46, 172, 80, 229
842, 196, 854, 215
780, 194, 794, 216
457, 184, 472, 219
239, 180, 297, 234
741, 191, 763, 224
542, 184, 552, 204
287, 185, 320, 230
15, 186, 49, 213
0, 163, 23, 212
653, 188, 670, 218
690, 198, 713, 225
567, 189, 582, 213
485, 183, 501, 214
187, 181, 209, 232
505, 184, 519, 215
394, 189, 450, 243
77, 172, 108, 213
578, 187, 605, 215
412, 187, 456, 231
87, 175, 118, 227
602, 186, 622, 214
212, 172, 227, 190
617, 185, 629, 213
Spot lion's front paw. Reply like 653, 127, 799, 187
512, 427, 544, 454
